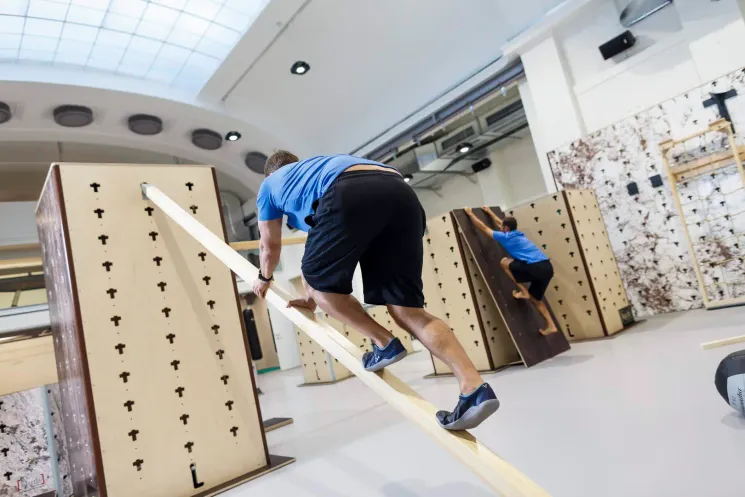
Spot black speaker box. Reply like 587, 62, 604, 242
599, 30, 636, 60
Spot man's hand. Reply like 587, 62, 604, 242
253, 278, 272, 299
482, 205, 492, 213
287, 297, 317, 312
465, 207, 475, 217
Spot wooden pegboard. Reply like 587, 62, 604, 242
452, 208, 570, 367
461, 245, 520, 366
509, 193, 605, 340
564, 190, 630, 334
296, 325, 342, 385
36, 164, 288, 497
421, 238, 450, 374
425, 214, 493, 373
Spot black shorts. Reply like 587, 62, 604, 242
301, 170, 426, 308
509, 259, 554, 300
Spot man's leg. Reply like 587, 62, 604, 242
531, 297, 558, 335
500, 257, 530, 299
388, 305, 483, 395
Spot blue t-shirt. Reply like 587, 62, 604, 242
492, 230, 548, 264
256, 155, 397, 232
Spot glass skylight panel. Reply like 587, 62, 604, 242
28, 1, 68, 21
0, 0, 271, 93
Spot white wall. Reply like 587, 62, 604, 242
555, 0, 745, 133
0, 202, 38, 247
510, 0, 745, 191
417, 129, 547, 216
489, 132, 547, 207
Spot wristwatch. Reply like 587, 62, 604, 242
258, 270, 273, 282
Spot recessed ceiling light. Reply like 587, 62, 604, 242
226, 131, 241, 141
403, 174, 413, 183
291, 61, 310, 75
458, 143, 473, 154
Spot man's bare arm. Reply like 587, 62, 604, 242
258, 219, 283, 278
482, 206, 503, 229
464, 207, 495, 237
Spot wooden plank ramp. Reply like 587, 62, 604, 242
142, 183, 552, 497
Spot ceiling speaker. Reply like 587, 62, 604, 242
191, 128, 223, 150
244, 151, 268, 174
128, 114, 163, 135
0, 102, 11, 124
599, 30, 637, 60
53, 104, 93, 127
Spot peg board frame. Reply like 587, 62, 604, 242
564, 190, 630, 334
36, 164, 290, 497
424, 214, 494, 375
508, 191, 630, 341
452, 208, 570, 367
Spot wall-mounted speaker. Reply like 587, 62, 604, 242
472, 158, 492, 173
599, 30, 637, 60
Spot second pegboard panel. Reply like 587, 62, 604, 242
509, 193, 604, 341
565, 189, 632, 334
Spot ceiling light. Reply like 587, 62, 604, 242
458, 143, 473, 154
291, 61, 310, 75
404, 174, 413, 183
226, 131, 242, 141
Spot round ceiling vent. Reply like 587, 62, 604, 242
128, 114, 163, 135
191, 128, 223, 150
0, 102, 11, 124
244, 151, 268, 174
53, 105, 93, 127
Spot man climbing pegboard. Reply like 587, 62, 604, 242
508, 191, 632, 341
36, 164, 292, 497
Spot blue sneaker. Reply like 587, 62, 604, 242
436, 383, 500, 431
362, 338, 408, 372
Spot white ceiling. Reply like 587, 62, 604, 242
0, 0, 570, 200
218, 0, 568, 153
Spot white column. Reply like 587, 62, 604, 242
516, 34, 586, 193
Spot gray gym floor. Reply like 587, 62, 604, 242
229, 307, 745, 497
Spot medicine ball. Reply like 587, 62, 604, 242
714, 350, 745, 414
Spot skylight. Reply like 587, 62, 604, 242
0, 0, 270, 93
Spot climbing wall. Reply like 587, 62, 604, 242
508, 193, 597, 340
421, 239, 450, 374
461, 246, 521, 366
425, 214, 493, 374
675, 161, 745, 304
298, 308, 415, 386
564, 190, 631, 334
453, 208, 570, 367
36, 164, 279, 497
296, 325, 342, 385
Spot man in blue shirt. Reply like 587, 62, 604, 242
252, 151, 499, 430
465, 206, 558, 336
